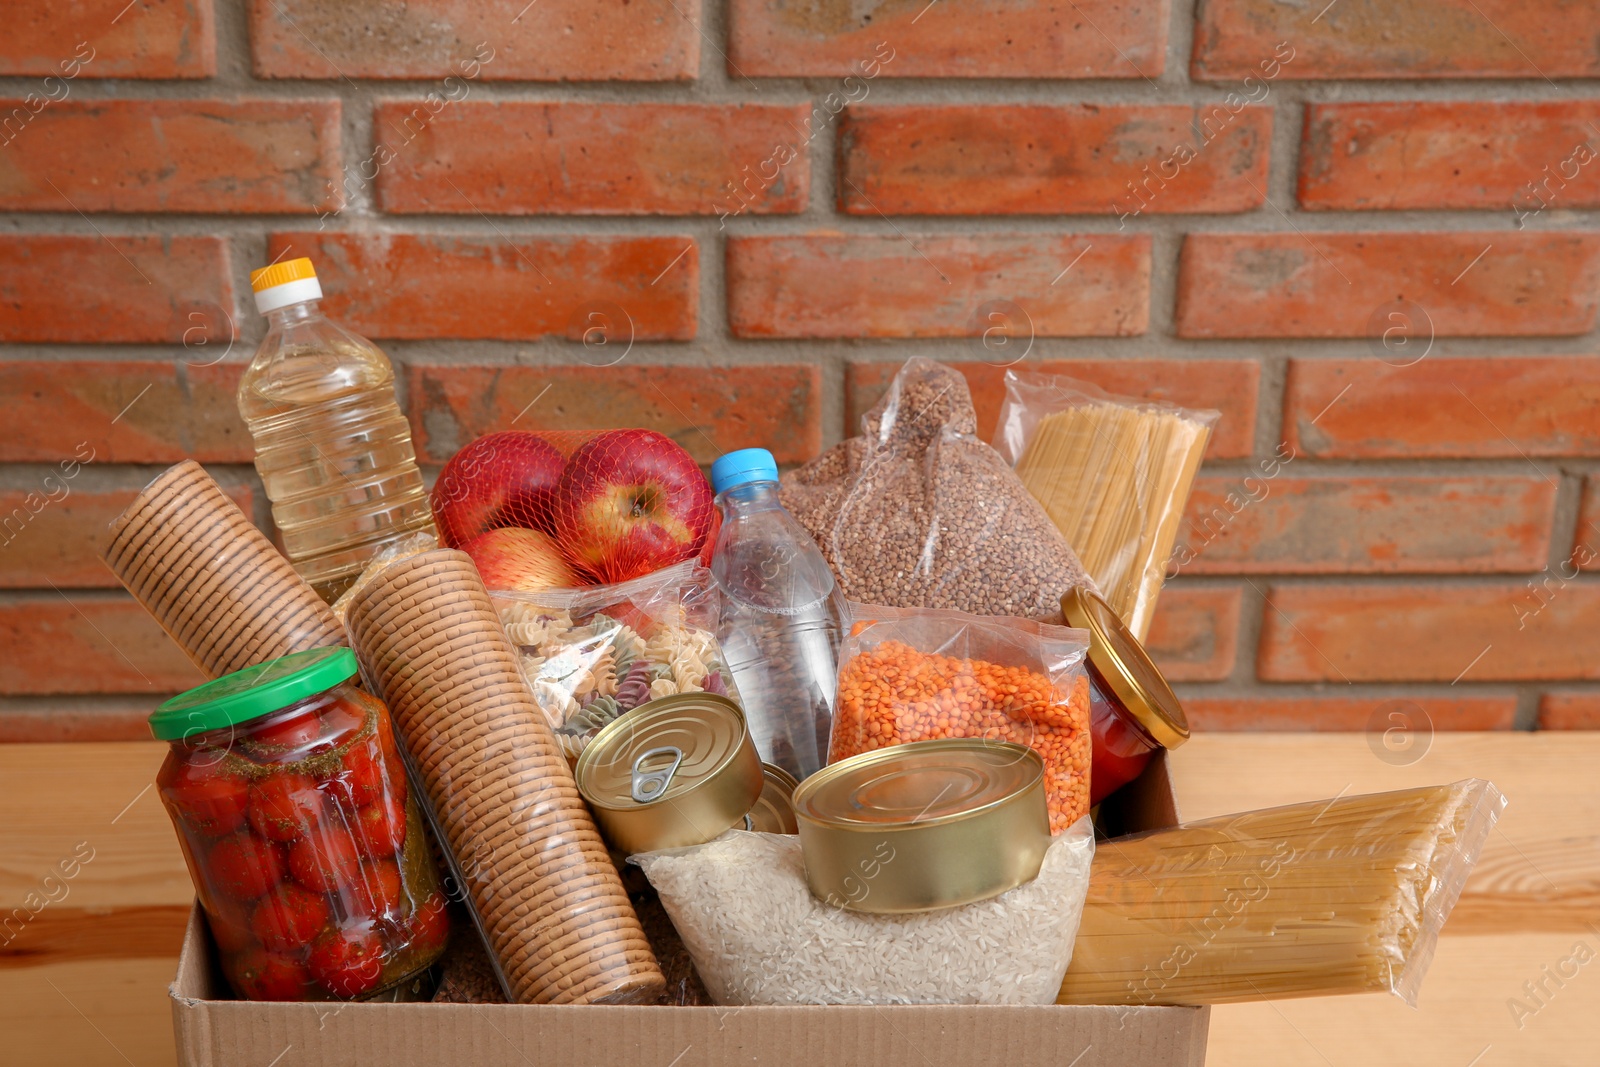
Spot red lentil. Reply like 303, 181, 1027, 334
830, 640, 1092, 834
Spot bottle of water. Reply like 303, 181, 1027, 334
710, 448, 842, 780
238, 258, 436, 604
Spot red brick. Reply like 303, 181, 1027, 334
1194, 0, 1600, 80
839, 104, 1270, 216
729, 0, 1166, 78
1176, 233, 1600, 338
1300, 102, 1600, 213
1578, 476, 1600, 554
0, 705, 157, 743
0, 485, 253, 589
1258, 583, 1600, 683
1183, 695, 1517, 732
0, 595, 203, 695
1537, 693, 1600, 730
1145, 585, 1240, 682
250, 0, 696, 80
408, 363, 823, 467
0, 99, 340, 214
1285, 356, 1600, 459
0, 236, 233, 344
728, 235, 1150, 339
0, 362, 250, 464
844, 359, 1259, 459
267, 232, 696, 341
1, 0, 213, 79
375, 103, 809, 216
1176, 475, 1556, 575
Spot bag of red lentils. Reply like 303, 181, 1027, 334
829, 603, 1092, 834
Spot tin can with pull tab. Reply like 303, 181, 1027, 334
575, 693, 764, 855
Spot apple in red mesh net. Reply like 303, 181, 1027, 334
430, 431, 565, 546
462, 527, 577, 592
556, 429, 713, 583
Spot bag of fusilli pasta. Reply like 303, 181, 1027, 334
491, 561, 741, 762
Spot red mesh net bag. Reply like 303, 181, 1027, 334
430, 429, 717, 587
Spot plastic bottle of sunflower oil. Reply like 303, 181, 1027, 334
238, 258, 436, 603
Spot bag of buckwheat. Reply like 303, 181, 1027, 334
780, 358, 1095, 623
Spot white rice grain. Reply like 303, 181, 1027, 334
632, 820, 1094, 1006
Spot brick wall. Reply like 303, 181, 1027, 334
3, 0, 1598, 742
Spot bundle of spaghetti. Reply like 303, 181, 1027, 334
1057, 779, 1505, 1007
1012, 399, 1211, 641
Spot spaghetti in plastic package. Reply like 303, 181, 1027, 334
780, 358, 1094, 623
428, 428, 717, 586
828, 604, 1092, 835
490, 561, 742, 762
331, 529, 439, 627
1058, 779, 1506, 1007
993, 371, 1218, 641
633, 822, 1094, 1006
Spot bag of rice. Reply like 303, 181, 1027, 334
632, 821, 1095, 1005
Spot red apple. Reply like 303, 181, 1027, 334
431, 432, 565, 546
555, 430, 714, 583
462, 527, 578, 591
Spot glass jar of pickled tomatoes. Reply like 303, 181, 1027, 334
150, 647, 448, 1001
1060, 588, 1190, 806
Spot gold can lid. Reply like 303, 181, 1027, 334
1061, 586, 1190, 750
575, 693, 751, 810
745, 763, 799, 834
794, 739, 1044, 830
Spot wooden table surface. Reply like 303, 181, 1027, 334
3, 734, 1594, 1066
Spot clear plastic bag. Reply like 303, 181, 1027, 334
781, 358, 1094, 623
1058, 779, 1506, 1007
490, 561, 742, 762
993, 371, 1218, 640
829, 603, 1092, 835
331, 529, 439, 626
633, 822, 1095, 1006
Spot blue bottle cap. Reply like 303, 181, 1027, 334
711, 448, 779, 494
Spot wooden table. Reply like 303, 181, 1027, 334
3, 735, 1594, 1066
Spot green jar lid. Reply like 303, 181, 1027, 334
148, 646, 358, 741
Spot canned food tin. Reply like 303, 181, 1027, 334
743, 763, 800, 834
575, 693, 764, 855
793, 739, 1051, 913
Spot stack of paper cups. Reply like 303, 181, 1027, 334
101, 460, 346, 678
345, 549, 664, 1005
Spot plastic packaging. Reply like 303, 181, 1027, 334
344, 548, 664, 1005
429, 428, 716, 586
829, 604, 1093, 834
1057, 779, 1506, 1007
634, 822, 1094, 1005
150, 648, 447, 1001
709, 447, 843, 781
101, 459, 347, 679
490, 561, 741, 763
239, 258, 436, 604
781, 358, 1094, 623
994, 371, 1218, 640
330, 530, 440, 627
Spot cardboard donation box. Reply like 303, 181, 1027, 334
167, 755, 1208, 1067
